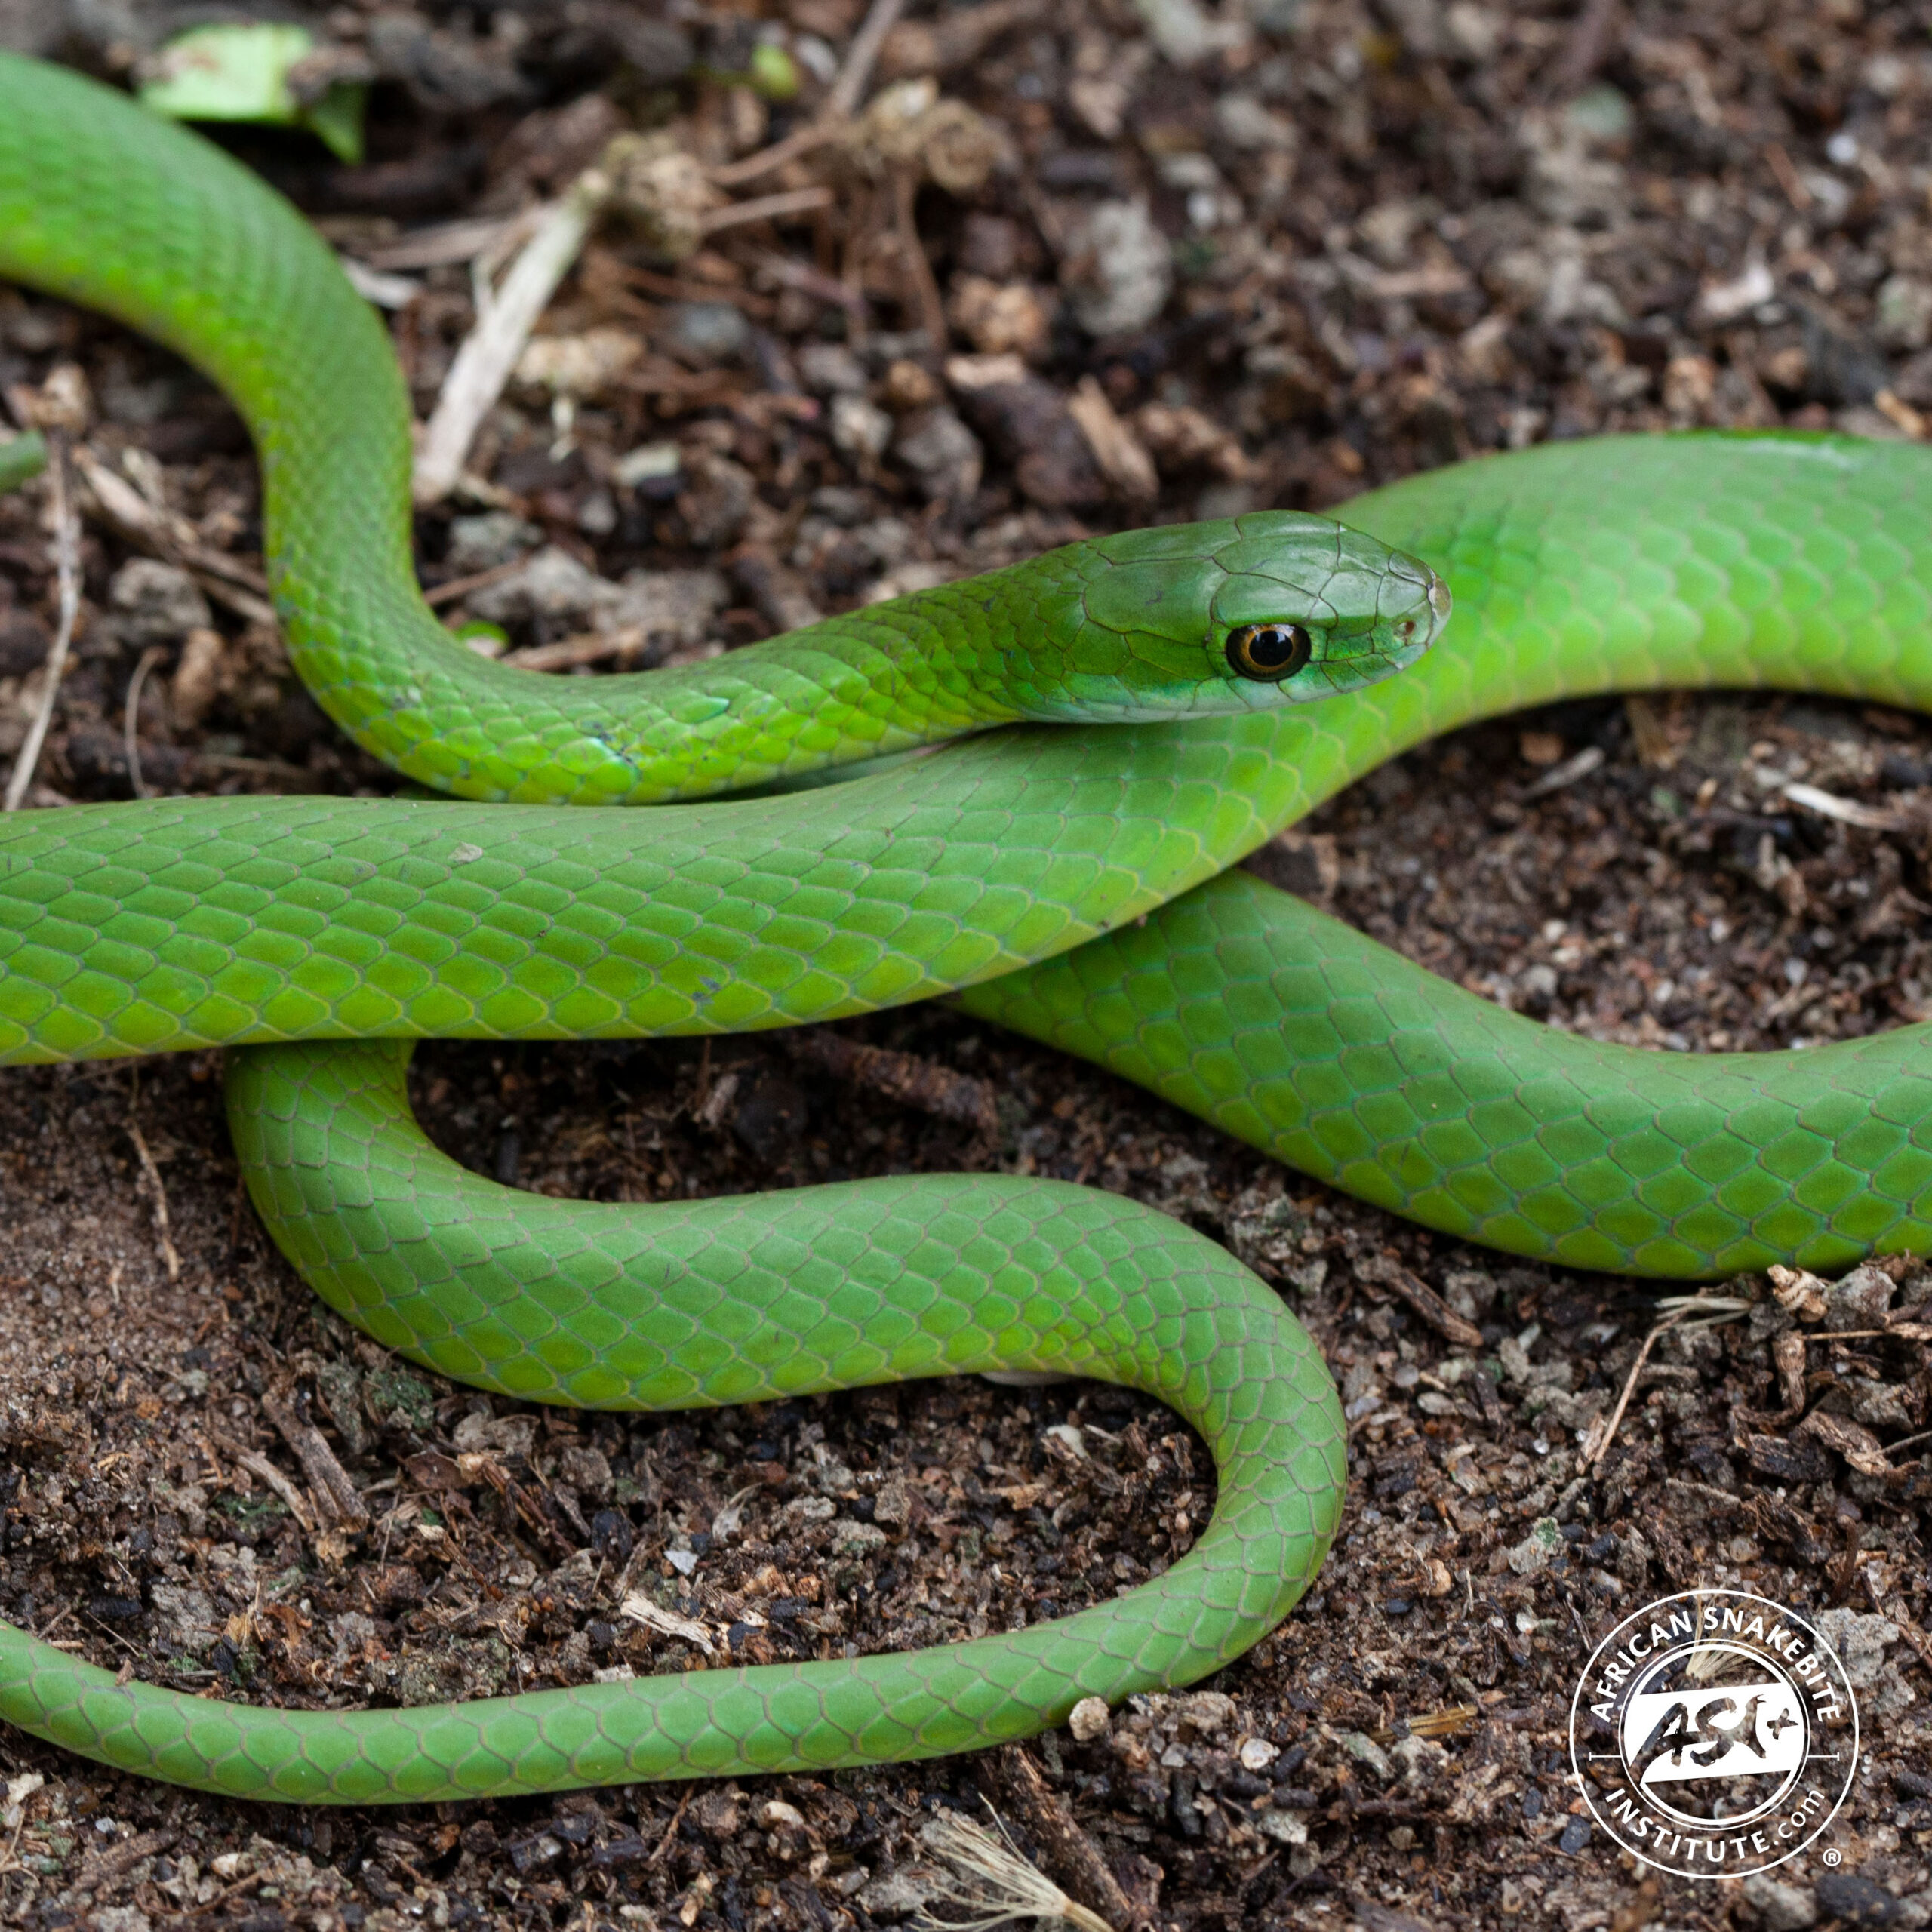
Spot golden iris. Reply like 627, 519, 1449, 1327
1226, 622, 1312, 681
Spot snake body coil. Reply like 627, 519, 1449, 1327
1, 53, 1930, 1802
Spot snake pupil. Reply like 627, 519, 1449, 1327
1227, 623, 1313, 681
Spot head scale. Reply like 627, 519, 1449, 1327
1001, 512, 1450, 722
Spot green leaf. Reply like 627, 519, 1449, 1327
749, 43, 801, 102
140, 23, 366, 164
0, 431, 46, 497
301, 79, 368, 165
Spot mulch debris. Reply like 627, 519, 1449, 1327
0, 0, 1930, 1927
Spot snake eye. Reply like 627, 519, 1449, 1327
1226, 622, 1313, 681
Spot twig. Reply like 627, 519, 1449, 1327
707, 121, 842, 190
422, 557, 532, 609
262, 1386, 368, 1525
892, 163, 949, 350
780, 1029, 998, 1133
360, 211, 537, 273
753, 253, 869, 318
645, 1789, 693, 1868
708, 0, 906, 188
123, 644, 166, 800
502, 626, 649, 672
127, 1109, 181, 1282
1777, 779, 1902, 832
700, 186, 835, 236
68, 445, 278, 625
414, 165, 614, 504
1354, 1254, 1483, 1350
229, 1446, 317, 1534
1522, 743, 1606, 799
5, 432, 78, 811
827, 0, 907, 120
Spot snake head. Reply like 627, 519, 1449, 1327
1017, 512, 1450, 721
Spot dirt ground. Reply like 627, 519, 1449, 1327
1, 0, 1931, 1927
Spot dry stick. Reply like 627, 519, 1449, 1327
1355, 1254, 1483, 1351
645, 1789, 694, 1869
5, 432, 78, 811
700, 185, 835, 237
709, 0, 906, 188
501, 625, 649, 673
413, 165, 615, 505
262, 1387, 368, 1525
892, 163, 949, 349
826, 0, 908, 119
226, 1445, 317, 1534
123, 643, 166, 800
1586, 1310, 1685, 1471
989, 1747, 1136, 1932
69, 445, 277, 621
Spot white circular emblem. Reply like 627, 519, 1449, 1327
1568, 1589, 1858, 1878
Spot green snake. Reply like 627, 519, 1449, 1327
1, 52, 1929, 1807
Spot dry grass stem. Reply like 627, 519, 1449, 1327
1586, 1294, 1752, 1469
123, 642, 165, 799
5, 431, 78, 811
913, 1810, 1117, 1932
126, 1115, 181, 1283
414, 168, 613, 504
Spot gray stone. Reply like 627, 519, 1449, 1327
1814, 1870, 1927, 1930
446, 511, 541, 574
1742, 1873, 1819, 1930
663, 301, 751, 365
108, 559, 211, 646
467, 546, 620, 625
1062, 199, 1173, 336
1506, 1516, 1564, 1575
610, 568, 728, 654
893, 408, 983, 502
1826, 1263, 1897, 1327
796, 343, 869, 395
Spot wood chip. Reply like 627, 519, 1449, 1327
620, 1592, 715, 1655
263, 1387, 369, 1525
1795, 1407, 1895, 1478
1354, 1254, 1484, 1349
1066, 376, 1158, 500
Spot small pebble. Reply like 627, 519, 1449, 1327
663, 302, 750, 365
1067, 1695, 1110, 1742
